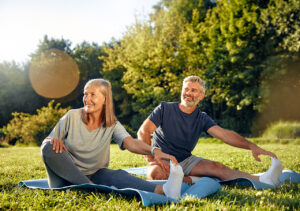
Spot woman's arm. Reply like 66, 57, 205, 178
122, 136, 178, 170
44, 110, 71, 153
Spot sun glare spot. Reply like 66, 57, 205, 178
29, 49, 79, 99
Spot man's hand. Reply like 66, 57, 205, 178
250, 145, 277, 161
50, 138, 67, 153
152, 148, 178, 172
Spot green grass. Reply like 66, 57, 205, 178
0, 140, 299, 210
262, 121, 300, 139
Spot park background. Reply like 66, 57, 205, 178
0, 0, 299, 210
0, 0, 299, 146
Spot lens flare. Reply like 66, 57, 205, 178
29, 49, 79, 98
254, 61, 300, 134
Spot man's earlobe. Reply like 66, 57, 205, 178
200, 93, 205, 100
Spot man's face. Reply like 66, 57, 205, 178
181, 82, 204, 107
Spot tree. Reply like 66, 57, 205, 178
253, 0, 300, 133
30, 35, 72, 58
0, 61, 44, 127
103, 0, 300, 134
195, 0, 270, 132
103, 0, 214, 129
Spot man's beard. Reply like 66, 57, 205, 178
181, 95, 200, 107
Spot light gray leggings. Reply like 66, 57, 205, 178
41, 141, 156, 192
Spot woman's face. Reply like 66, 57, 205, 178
83, 85, 105, 115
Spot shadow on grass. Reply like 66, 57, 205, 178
73, 186, 140, 199
0, 144, 9, 148
0, 183, 18, 192
205, 184, 300, 209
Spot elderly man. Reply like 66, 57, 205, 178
138, 75, 283, 185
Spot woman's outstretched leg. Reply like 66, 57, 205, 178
90, 161, 184, 199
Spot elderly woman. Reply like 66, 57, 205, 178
41, 79, 183, 199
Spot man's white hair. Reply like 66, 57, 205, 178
183, 75, 206, 93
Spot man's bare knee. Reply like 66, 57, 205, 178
190, 160, 231, 178
147, 165, 169, 180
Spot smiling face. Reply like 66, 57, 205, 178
83, 85, 105, 115
181, 81, 205, 107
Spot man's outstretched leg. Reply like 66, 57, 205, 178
147, 156, 283, 186
189, 156, 283, 186
259, 157, 283, 185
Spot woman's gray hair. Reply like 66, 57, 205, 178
183, 75, 206, 93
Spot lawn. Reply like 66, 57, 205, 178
0, 139, 299, 210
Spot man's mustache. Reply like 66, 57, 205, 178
184, 95, 193, 99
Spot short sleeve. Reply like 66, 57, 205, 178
112, 121, 131, 149
202, 112, 217, 132
47, 110, 70, 140
148, 102, 164, 127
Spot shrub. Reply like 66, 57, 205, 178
261, 121, 300, 139
122, 124, 137, 138
0, 128, 5, 145
2, 100, 70, 146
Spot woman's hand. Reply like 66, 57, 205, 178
144, 154, 155, 162
122, 137, 179, 171
152, 148, 178, 172
50, 138, 67, 153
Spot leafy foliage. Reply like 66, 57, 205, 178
1, 0, 299, 136
103, 0, 300, 133
102, 0, 214, 129
30, 35, 73, 57
0, 61, 46, 128
262, 121, 300, 139
2, 101, 69, 146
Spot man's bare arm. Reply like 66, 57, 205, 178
137, 119, 157, 162
207, 125, 277, 161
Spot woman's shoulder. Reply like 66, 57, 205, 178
107, 120, 126, 131
64, 108, 83, 119
107, 120, 120, 128
66, 108, 81, 114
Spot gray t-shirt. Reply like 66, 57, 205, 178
44, 109, 130, 175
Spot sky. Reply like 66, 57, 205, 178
0, 0, 160, 64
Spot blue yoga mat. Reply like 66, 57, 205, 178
18, 169, 300, 206
18, 177, 221, 206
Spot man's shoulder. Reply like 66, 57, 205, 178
158, 101, 179, 113
150, 102, 178, 119
160, 101, 178, 107
195, 108, 211, 118
195, 109, 217, 126
196, 108, 207, 115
